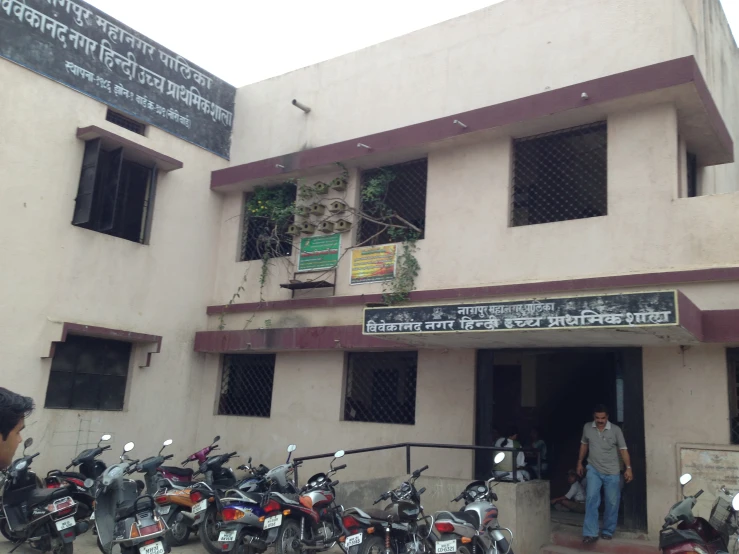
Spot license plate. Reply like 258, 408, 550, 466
219, 531, 237, 542
436, 540, 457, 553
55, 517, 75, 531
263, 514, 282, 530
157, 505, 171, 515
345, 533, 363, 548
139, 541, 165, 554
192, 499, 208, 514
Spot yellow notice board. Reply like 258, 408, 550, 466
350, 245, 397, 285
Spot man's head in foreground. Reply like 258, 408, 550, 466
0, 388, 34, 469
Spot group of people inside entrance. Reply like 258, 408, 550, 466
492, 404, 633, 544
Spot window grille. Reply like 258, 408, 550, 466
218, 354, 276, 417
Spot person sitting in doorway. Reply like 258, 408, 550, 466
551, 469, 586, 513
527, 427, 548, 478
492, 426, 530, 482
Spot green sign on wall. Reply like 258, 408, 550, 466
298, 234, 341, 272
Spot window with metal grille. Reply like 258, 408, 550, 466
687, 152, 699, 198
511, 122, 607, 226
44, 335, 131, 411
106, 109, 146, 135
72, 138, 155, 244
357, 159, 427, 246
240, 184, 297, 262
218, 354, 276, 417
344, 352, 417, 425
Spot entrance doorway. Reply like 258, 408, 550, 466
474, 348, 647, 532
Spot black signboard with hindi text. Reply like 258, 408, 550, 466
0, 0, 236, 158
363, 291, 678, 335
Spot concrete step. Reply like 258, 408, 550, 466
545, 531, 659, 554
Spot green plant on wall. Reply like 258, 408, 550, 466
219, 164, 424, 329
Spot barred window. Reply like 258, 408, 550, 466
357, 159, 427, 246
44, 335, 130, 411
687, 152, 699, 198
218, 354, 276, 417
511, 122, 607, 227
240, 184, 297, 261
344, 352, 417, 425
106, 109, 146, 135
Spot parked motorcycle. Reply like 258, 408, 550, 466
342, 465, 433, 554
0, 438, 89, 554
659, 473, 739, 553
219, 448, 348, 554
157, 436, 223, 489
93, 441, 170, 554
45, 434, 112, 522
433, 453, 514, 554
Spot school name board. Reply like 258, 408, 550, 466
0, 0, 236, 158
363, 291, 678, 335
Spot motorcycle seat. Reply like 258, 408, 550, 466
116, 496, 156, 520
436, 510, 480, 529
159, 466, 194, 478
344, 507, 401, 523
27, 486, 71, 507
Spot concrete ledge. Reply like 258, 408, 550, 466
336, 476, 550, 554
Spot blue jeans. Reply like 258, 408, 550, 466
584, 466, 621, 538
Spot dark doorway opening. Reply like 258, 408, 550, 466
474, 348, 647, 532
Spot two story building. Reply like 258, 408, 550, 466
3, 0, 739, 547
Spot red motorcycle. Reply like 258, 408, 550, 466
156, 435, 222, 488
659, 473, 739, 553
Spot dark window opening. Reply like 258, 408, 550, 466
72, 138, 154, 244
687, 152, 698, 198
357, 159, 428, 246
344, 352, 417, 425
44, 335, 131, 411
728, 350, 739, 445
106, 110, 146, 135
240, 184, 297, 262
512, 122, 608, 226
218, 354, 276, 417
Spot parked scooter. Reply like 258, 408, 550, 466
93, 441, 170, 554
0, 438, 89, 554
432, 453, 514, 554
157, 436, 223, 489
45, 434, 112, 521
659, 473, 739, 553
342, 466, 433, 554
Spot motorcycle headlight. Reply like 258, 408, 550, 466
15, 461, 27, 471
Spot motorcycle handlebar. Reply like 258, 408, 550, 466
334, 464, 347, 471
102, 445, 112, 451
181, 459, 190, 465
330, 480, 339, 487
412, 465, 429, 478
695, 490, 704, 499
373, 492, 389, 505
66, 463, 73, 470
163, 455, 174, 461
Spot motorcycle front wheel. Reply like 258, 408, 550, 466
275, 520, 302, 554
168, 509, 191, 546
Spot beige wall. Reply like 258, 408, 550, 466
643, 345, 730, 536
213, 103, 739, 311
0, 58, 227, 469
194, 349, 476, 483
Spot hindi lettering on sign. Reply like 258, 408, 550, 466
363, 291, 679, 335
0, 0, 235, 157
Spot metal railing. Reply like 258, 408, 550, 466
293, 442, 542, 484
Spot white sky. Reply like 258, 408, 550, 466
85, 0, 739, 88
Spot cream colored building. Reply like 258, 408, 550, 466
2, 0, 739, 548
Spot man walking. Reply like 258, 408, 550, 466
577, 404, 632, 544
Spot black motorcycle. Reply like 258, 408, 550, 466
0, 438, 90, 553
45, 433, 112, 522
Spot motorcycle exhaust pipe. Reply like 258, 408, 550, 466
245, 537, 268, 550
301, 542, 337, 550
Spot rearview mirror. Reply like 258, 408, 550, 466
334, 450, 345, 459
213, 436, 221, 443
124, 442, 135, 453
287, 444, 297, 453
163, 439, 173, 446
679, 474, 692, 486
100, 434, 111, 442
732, 493, 739, 511
493, 452, 505, 465
23, 438, 33, 450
